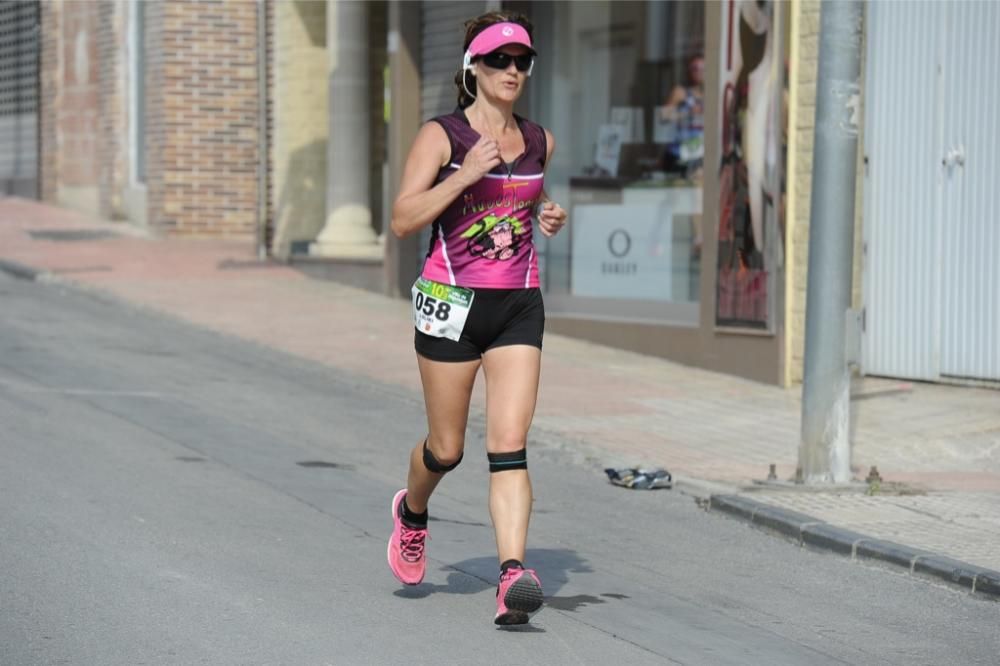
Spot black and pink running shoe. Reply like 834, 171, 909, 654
387, 489, 427, 586
494, 566, 543, 625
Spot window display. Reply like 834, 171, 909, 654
521, 0, 706, 321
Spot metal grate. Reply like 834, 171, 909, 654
0, 0, 39, 197
0, 3, 38, 113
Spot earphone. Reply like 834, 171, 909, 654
461, 49, 534, 100
462, 51, 477, 100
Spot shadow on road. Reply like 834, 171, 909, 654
392, 547, 604, 607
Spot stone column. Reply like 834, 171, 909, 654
383, 0, 422, 297
311, 0, 381, 259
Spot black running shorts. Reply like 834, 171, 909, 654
414, 287, 544, 362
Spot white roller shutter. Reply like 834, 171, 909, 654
863, 0, 1000, 383
421, 1, 490, 120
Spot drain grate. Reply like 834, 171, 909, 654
28, 229, 120, 242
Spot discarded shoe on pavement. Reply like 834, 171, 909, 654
604, 467, 673, 490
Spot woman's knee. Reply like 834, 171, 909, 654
487, 433, 527, 455
425, 434, 465, 471
487, 436, 528, 473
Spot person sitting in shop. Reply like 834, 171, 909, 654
660, 54, 705, 178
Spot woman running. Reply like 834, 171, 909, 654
386, 10, 567, 626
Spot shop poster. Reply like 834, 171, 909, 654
716, 0, 787, 329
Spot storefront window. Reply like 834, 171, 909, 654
519, 0, 705, 323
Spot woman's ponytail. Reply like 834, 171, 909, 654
454, 69, 476, 108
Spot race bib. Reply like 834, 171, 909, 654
411, 277, 474, 342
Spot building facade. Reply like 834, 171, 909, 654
39, 0, 264, 236
30, 0, 1000, 387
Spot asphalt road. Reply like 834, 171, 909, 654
1, 271, 998, 666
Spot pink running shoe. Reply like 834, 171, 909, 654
494, 567, 543, 625
387, 489, 427, 585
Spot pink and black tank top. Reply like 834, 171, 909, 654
420, 109, 546, 289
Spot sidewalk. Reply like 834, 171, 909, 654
3, 198, 1000, 593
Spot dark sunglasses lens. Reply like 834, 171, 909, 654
482, 52, 533, 72
482, 52, 512, 69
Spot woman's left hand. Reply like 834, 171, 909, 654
537, 201, 568, 237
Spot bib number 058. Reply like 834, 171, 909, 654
411, 278, 474, 342
413, 292, 452, 321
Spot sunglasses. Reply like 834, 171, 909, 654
479, 51, 535, 73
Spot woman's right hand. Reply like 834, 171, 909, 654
457, 135, 502, 187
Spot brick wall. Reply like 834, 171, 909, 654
39, 0, 60, 203
145, 0, 167, 230
57, 0, 101, 214
787, 0, 820, 385
97, 0, 126, 220
146, 0, 260, 238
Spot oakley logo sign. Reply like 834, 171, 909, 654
502, 26, 514, 37
603, 229, 637, 276
607, 229, 631, 257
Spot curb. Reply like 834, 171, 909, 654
0, 258, 47, 281
710, 494, 1000, 600
673, 475, 741, 501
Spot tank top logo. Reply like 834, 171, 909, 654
458, 180, 536, 262
461, 214, 527, 262
420, 110, 545, 288
462, 181, 537, 217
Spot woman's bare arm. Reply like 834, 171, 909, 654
390, 122, 499, 238
537, 129, 567, 238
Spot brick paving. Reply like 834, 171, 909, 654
746, 492, 1000, 572
3, 197, 1000, 572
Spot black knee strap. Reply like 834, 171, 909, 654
488, 448, 527, 473
423, 439, 463, 473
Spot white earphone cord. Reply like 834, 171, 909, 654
462, 68, 477, 100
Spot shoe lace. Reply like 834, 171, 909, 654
500, 567, 525, 585
399, 526, 426, 563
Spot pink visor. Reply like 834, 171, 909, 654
467, 22, 536, 58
